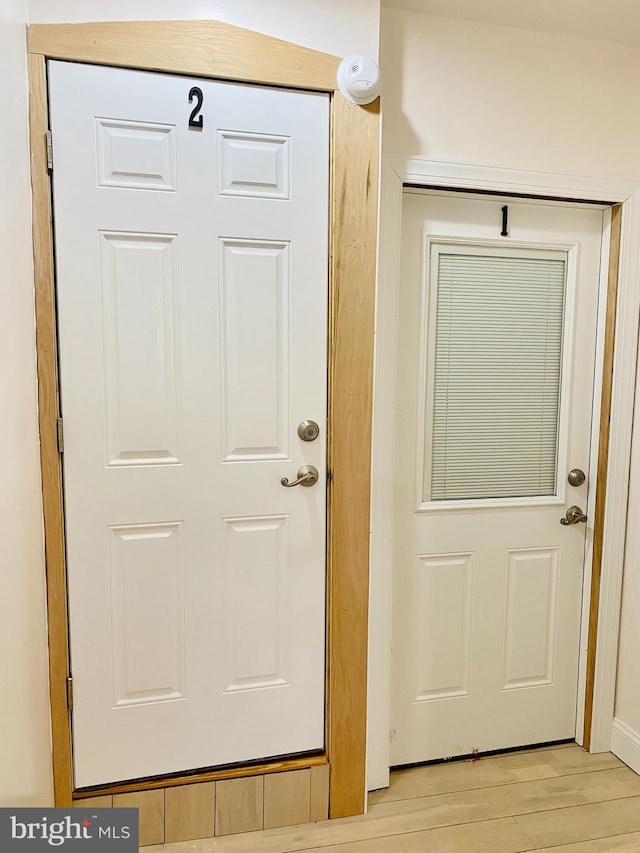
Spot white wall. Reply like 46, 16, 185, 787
373, 6, 640, 783
381, 8, 640, 179
0, 0, 53, 807
28, 0, 380, 60
612, 386, 640, 774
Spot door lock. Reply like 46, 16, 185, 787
298, 420, 320, 442
560, 505, 588, 526
568, 468, 586, 487
281, 465, 319, 488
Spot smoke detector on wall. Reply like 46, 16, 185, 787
337, 54, 381, 105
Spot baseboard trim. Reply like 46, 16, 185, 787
611, 718, 640, 775
73, 765, 330, 846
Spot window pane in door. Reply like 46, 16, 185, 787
425, 249, 567, 501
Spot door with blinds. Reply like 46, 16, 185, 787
390, 190, 605, 765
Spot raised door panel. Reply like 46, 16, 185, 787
100, 232, 181, 467
415, 553, 473, 701
218, 131, 290, 200
108, 522, 185, 707
503, 548, 559, 690
223, 515, 290, 694
220, 240, 290, 461
96, 118, 177, 191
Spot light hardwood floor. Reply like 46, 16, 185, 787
154, 744, 640, 852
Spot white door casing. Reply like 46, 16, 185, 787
49, 61, 329, 788
390, 190, 604, 765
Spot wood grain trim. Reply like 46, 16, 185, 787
27, 21, 339, 92
215, 776, 263, 836
165, 782, 215, 843
583, 204, 623, 750
73, 795, 113, 809
263, 769, 311, 829
113, 789, 165, 846
327, 93, 380, 818
72, 755, 328, 799
310, 763, 330, 822
27, 51, 74, 809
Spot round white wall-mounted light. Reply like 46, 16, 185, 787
337, 54, 381, 105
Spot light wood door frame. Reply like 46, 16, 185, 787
27, 20, 379, 817
367, 156, 640, 790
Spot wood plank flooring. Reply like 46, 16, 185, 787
154, 744, 640, 852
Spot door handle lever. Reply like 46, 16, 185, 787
560, 505, 587, 526
281, 465, 319, 488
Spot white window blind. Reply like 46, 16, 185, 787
425, 248, 567, 502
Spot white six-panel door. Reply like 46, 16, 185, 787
49, 61, 329, 788
391, 191, 604, 765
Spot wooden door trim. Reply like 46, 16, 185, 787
327, 94, 379, 818
27, 20, 379, 815
28, 50, 74, 808
582, 204, 622, 749
27, 21, 339, 91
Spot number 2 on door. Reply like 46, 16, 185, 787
188, 86, 204, 128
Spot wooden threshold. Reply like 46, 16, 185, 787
73, 754, 328, 799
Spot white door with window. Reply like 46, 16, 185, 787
391, 190, 604, 765
49, 61, 329, 788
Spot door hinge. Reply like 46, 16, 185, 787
46, 130, 53, 170
66, 677, 73, 711
56, 417, 64, 453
